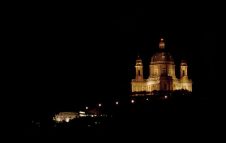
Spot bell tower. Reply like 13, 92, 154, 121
180, 60, 188, 78
135, 56, 143, 81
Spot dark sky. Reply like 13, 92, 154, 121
16, 4, 216, 112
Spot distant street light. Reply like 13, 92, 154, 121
98, 103, 102, 107
146, 98, 149, 101
131, 99, 135, 103
85, 106, 88, 110
115, 101, 119, 105
164, 95, 168, 99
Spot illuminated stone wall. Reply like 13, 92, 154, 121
53, 112, 78, 123
131, 81, 146, 92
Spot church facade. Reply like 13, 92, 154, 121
131, 38, 192, 95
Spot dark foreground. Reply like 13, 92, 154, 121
24, 93, 218, 140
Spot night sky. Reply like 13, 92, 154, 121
15, 4, 216, 114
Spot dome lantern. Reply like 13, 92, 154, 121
159, 38, 165, 49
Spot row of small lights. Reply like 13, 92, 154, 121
84, 96, 168, 110
51, 96, 169, 122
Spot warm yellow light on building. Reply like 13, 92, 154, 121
131, 38, 192, 95
53, 112, 78, 123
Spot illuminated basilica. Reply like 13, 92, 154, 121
131, 38, 192, 95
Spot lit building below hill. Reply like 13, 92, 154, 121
131, 38, 192, 95
53, 111, 99, 123
53, 112, 78, 122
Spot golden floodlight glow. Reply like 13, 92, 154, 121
131, 38, 192, 95
53, 112, 77, 123
65, 118, 70, 122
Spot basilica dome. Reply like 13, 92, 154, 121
150, 38, 174, 64
150, 51, 174, 64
